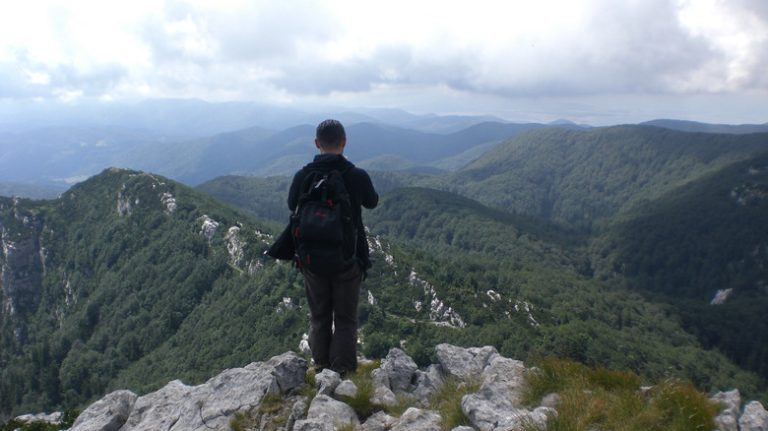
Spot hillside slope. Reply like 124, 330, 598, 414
448, 126, 768, 227
0, 169, 300, 418
4, 161, 766, 419
594, 151, 768, 377
199, 177, 764, 391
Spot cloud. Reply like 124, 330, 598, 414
0, 0, 766, 107
0, 50, 127, 100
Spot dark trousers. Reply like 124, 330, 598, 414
302, 264, 362, 374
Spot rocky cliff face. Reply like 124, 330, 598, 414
0, 197, 45, 341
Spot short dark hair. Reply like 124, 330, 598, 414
316, 119, 346, 149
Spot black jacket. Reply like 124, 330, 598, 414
286, 154, 378, 268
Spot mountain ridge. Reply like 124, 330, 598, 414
4, 167, 765, 420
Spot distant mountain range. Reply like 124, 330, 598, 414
0, 117, 565, 187
4, 99, 765, 195
641, 119, 768, 134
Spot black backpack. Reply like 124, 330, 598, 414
291, 168, 358, 275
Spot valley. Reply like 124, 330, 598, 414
1, 113, 767, 421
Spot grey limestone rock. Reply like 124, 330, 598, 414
265, 351, 309, 392
370, 366, 398, 407
712, 389, 741, 431
390, 407, 442, 431
740, 401, 768, 431
380, 348, 419, 392
458, 352, 536, 431
14, 412, 63, 426
413, 364, 444, 401
69, 390, 137, 431
292, 419, 335, 431
361, 411, 398, 431
461, 385, 538, 431
117, 352, 307, 431
334, 379, 359, 398
306, 394, 360, 428
481, 355, 527, 405
286, 396, 309, 431
120, 379, 192, 431
435, 344, 498, 380
371, 384, 398, 407
315, 369, 342, 396
371, 367, 390, 389
450, 427, 475, 431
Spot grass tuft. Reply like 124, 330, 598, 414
523, 357, 718, 431
427, 378, 481, 431
336, 360, 381, 420
257, 392, 285, 415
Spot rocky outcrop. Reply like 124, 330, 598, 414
70, 352, 307, 431
435, 344, 498, 380
0, 198, 45, 321
66, 345, 768, 431
315, 369, 342, 396
710, 389, 768, 431
14, 411, 63, 426
70, 390, 137, 431
713, 389, 742, 431
738, 401, 768, 431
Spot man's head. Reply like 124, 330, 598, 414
315, 119, 346, 154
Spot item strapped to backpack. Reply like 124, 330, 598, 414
291, 167, 358, 275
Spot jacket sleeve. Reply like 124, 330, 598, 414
287, 169, 304, 212
357, 169, 378, 209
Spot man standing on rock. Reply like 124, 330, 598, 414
287, 119, 378, 375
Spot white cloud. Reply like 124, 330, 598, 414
0, 0, 766, 120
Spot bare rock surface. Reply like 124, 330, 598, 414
739, 401, 768, 431
304, 394, 359, 428
435, 344, 498, 380
361, 411, 398, 431
70, 390, 136, 431
334, 379, 359, 398
70, 352, 306, 431
315, 369, 342, 396
413, 364, 444, 402
390, 407, 442, 431
379, 347, 419, 392
712, 389, 741, 431
15, 411, 63, 426
69, 344, 768, 431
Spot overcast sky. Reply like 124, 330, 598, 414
1, 0, 766, 125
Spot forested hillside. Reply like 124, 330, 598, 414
594, 151, 768, 378
0, 169, 293, 418
199, 125, 768, 395
3, 162, 766, 420
445, 126, 768, 227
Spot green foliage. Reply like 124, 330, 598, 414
524, 358, 718, 431
451, 126, 768, 227
333, 360, 380, 420
229, 411, 250, 431
593, 151, 768, 378
5, 124, 768, 420
0, 169, 301, 418
196, 175, 291, 227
